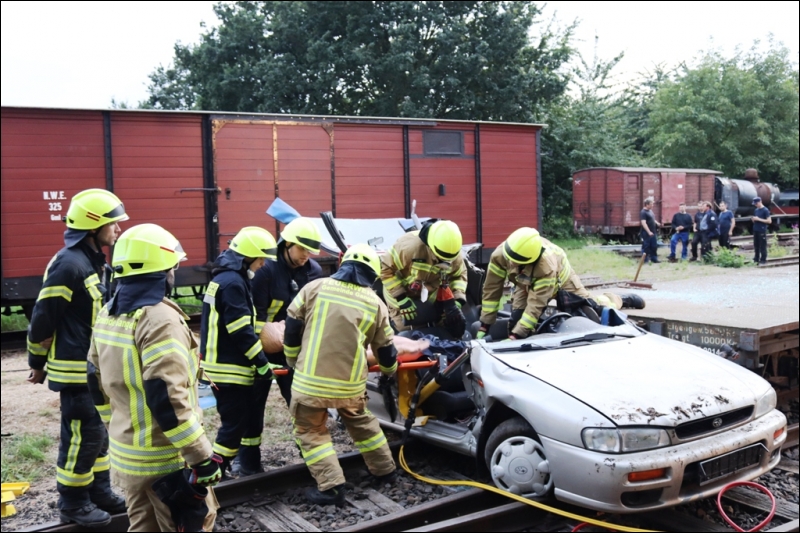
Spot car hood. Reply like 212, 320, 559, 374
490, 334, 769, 427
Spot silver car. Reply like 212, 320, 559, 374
368, 314, 787, 513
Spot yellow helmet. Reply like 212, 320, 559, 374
112, 224, 186, 278
280, 218, 322, 254
230, 227, 277, 260
341, 243, 380, 276
65, 189, 129, 230
503, 227, 542, 264
426, 220, 462, 261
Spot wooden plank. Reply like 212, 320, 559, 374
347, 488, 405, 515
250, 501, 321, 532
723, 486, 799, 520
777, 458, 800, 474
766, 519, 800, 532
642, 509, 730, 532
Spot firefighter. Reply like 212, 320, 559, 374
380, 219, 468, 337
87, 224, 221, 532
26, 189, 128, 527
200, 226, 278, 477
237, 218, 322, 476
285, 244, 398, 506
476, 227, 645, 340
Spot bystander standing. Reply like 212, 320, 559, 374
667, 202, 692, 262
640, 198, 660, 264
751, 197, 771, 264
718, 201, 735, 249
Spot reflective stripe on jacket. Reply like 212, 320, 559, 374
285, 278, 396, 399
379, 231, 467, 308
87, 298, 212, 477
252, 249, 322, 334
480, 237, 588, 337
27, 242, 108, 391
200, 255, 268, 386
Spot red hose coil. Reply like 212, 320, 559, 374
716, 481, 776, 532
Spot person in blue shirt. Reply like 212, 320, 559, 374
717, 201, 735, 249
697, 201, 718, 260
751, 197, 772, 264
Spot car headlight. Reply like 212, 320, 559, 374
583, 428, 671, 453
754, 388, 777, 419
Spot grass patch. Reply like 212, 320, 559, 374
566, 247, 640, 281
172, 287, 203, 315
767, 239, 788, 258
1, 307, 29, 333
710, 248, 746, 268
1, 433, 55, 483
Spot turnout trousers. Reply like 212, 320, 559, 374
212, 383, 266, 472
290, 394, 395, 491
56, 388, 113, 510
112, 469, 218, 532
753, 231, 768, 263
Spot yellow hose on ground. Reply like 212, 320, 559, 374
398, 445, 659, 532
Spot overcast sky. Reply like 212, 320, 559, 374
1, 1, 798, 110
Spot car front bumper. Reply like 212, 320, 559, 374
541, 409, 787, 513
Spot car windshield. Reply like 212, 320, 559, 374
487, 315, 643, 354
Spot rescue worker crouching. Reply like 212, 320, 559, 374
26, 188, 128, 527
87, 223, 221, 531
285, 244, 398, 507
200, 226, 279, 478
477, 228, 645, 340
380, 219, 468, 338
241, 218, 323, 477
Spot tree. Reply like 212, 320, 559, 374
143, 1, 574, 122
539, 40, 647, 234
645, 39, 799, 188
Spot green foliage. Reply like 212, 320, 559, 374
645, 39, 799, 189
539, 39, 648, 226
1, 434, 55, 483
145, 1, 574, 122
1, 307, 29, 333
710, 247, 746, 268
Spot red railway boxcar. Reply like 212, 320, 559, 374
572, 167, 722, 241
1, 107, 543, 313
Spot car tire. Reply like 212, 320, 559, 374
485, 416, 553, 498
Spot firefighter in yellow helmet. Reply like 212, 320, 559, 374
87, 223, 221, 531
200, 227, 279, 478
285, 243, 398, 506
27, 189, 128, 527
380, 219, 468, 337
477, 228, 645, 339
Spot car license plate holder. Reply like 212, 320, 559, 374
699, 443, 766, 485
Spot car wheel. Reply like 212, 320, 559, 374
484, 416, 553, 497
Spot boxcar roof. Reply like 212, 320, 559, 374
575, 166, 722, 174
1, 105, 545, 129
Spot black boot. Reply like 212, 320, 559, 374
237, 446, 264, 477
621, 294, 646, 309
60, 503, 112, 527
372, 469, 397, 486
90, 470, 127, 514
304, 484, 346, 507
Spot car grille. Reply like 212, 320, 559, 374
674, 406, 753, 440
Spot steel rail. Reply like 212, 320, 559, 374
20, 441, 408, 533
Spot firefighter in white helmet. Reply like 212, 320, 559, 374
284, 243, 398, 507
478, 227, 645, 339
87, 223, 220, 531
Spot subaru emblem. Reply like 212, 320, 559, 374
712, 417, 723, 428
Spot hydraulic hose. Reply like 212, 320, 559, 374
716, 481, 775, 532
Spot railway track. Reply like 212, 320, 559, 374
758, 254, 800, 268
21, 424, 799, 533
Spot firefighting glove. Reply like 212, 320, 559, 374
508, 309, 524, 336
441, 299, 466, 339
256, 362, 282, 380
397, 297, 417, 322
189, 454, 223, 487
476, 323, 490, 339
